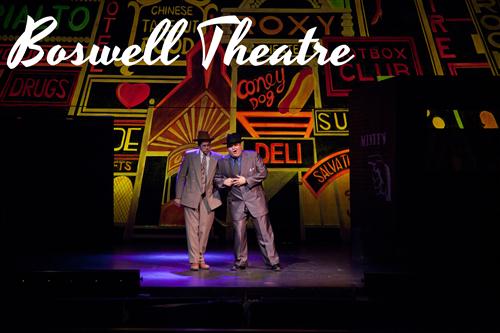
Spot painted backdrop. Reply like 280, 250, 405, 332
1, 0, 498, 242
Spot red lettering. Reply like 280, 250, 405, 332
237, 80, 248, 99
393, 63, 410, 76
103, 17, 116, 33
297, 143, 302, 164
106, 1, 120, 15
56, 79, 69, 99
97, 35, 111, 46
430, 15, 447, 33
90, 35, 111, 73
254, 142, 304, 165
373, 63, 391, 76
288, 16, 308, 35
8, 78, 24, 97
91, 0, 119, 73
285, 143, 297, 163
339, 64, 355, 82
22, 78, 36, 97
270, 143, 284, 164
381, 48, 393, 59
7, 78, 69, 99
435, 37, 456, 59
357, 48, 367, 59
394, 48, 407, 60
237, 68, 285, 109
259, 16, 282, 35
255, 143, 270, 164
369, 48, 380, 59
356, 63, 375, 82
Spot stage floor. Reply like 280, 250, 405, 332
15, 241, 363, 289
12, 241, 497, 332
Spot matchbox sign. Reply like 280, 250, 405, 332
323, 37, 424, 97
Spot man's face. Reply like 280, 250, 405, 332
199, 141, 211, 155
227, 143, 242, 158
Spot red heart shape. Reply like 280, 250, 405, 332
116, 83, 150, 109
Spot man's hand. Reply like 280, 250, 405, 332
223, 177, 235, 187
234, 175, 246, 186
174, 198, 181, 207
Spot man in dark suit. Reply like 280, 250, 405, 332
215, 133, 281, 271
175, 131, 222, 271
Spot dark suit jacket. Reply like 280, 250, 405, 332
176, 149, 222, 210
215, 150, 268, 220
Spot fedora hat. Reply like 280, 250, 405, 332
224, 133, 243, 146
194, 130, 213, 142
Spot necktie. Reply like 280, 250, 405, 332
201, 153, 207, 194
231, 157, 239, 177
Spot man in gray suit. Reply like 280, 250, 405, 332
175, 131, 222, 271
215, 133, 281, 271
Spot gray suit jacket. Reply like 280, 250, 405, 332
176, 149, 222, 210
215, 150, 268, 220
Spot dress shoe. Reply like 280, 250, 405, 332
190, 263, 199, 271
199, 262, 210, 270
270, 264, 281, 272
230, 263, 247, 271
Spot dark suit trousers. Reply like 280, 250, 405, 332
233, 207, 279, 266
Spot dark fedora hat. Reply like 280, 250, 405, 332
224, 132, 243, 146
195, 130, 213, 142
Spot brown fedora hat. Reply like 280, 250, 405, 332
194, 130, 214, 142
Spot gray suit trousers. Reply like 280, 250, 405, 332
233, 208, 279, 266
184, 198, 214, 264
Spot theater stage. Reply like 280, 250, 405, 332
12, 238, 497, 333
14, 240, 362, 289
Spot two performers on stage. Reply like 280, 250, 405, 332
175, 131, 281, 272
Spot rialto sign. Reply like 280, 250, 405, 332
7, 15, 354, 70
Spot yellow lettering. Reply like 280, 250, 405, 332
151, 5, 193, 16
333, 112, 348, 130
123, 128, 141, 152
318, 112, 331, 131
114, 128, 127, 151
